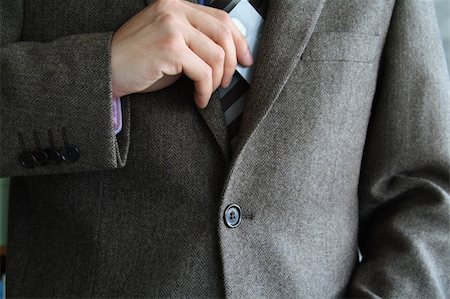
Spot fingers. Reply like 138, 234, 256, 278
178, 46, 214, 109
186, 10, 237, 87
184, 1, 253, 69
142, 0, 255, 108
184, 25, 226, 92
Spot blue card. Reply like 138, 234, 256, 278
229, 0, 265, 84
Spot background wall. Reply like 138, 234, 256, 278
436, 0, 450, 74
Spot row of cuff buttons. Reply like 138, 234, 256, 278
18, 145, 80, 169
17, 129, 80, 169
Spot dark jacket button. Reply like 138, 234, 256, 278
224, 204, 242, 228
33, 150, 49, 166
61, 145, 80, 163
18, 151, 37, 169
44, 147, 62, 165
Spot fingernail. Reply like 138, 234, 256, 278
222, 78, 231, 88
195, 93, 207, 109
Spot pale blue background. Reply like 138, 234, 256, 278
436, 0, 450, 74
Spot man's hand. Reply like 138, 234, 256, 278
111, 0, 253, 108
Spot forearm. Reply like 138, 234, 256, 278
0, 32, 129, 177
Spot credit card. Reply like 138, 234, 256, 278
228, 0, 264, 84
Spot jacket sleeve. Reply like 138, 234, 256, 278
347, 0, 450, 297
0, 0, 131, 177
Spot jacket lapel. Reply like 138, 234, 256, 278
230, 0, 326, 163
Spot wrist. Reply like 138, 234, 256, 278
111, 62, 125, 98
111, 36, 127, 98
111, 82, 125, 99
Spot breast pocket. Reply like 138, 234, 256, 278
300, 32, 380, 64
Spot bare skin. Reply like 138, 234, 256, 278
111, 0, 253, 108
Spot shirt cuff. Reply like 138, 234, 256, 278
112, 97, 122, 135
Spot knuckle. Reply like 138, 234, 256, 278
170, 60, 183, 74
215, 24, 233, 46
160, 34, 181, 52
224, 57, 237, 70
216, 10, 231, 23
218, 24, 232, 41
212, 46, 225, 63
202, 65, 213, 80
157, 12, 178, 27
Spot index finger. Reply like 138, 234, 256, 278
183, 1, 253, 67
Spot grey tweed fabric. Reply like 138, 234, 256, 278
1, 0, 449, 298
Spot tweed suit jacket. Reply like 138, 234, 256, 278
1, 0, 449, 297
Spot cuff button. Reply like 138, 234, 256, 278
33, 150, 49, 166
44, 147, 62, 165
61, 145, 80, 163
18, 151, 37, 169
